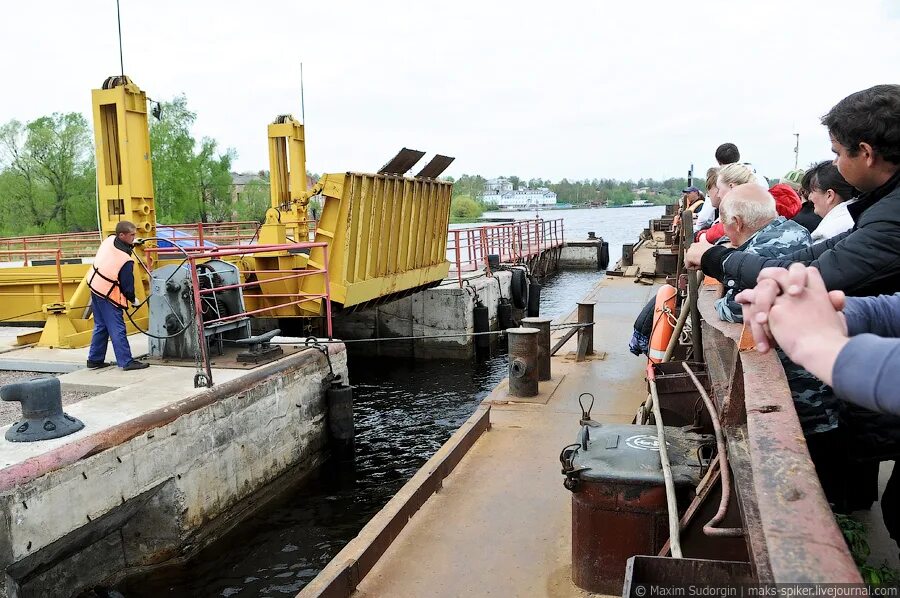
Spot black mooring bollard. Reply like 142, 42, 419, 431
2, 377, 84, 442
507, 328, 540, 397
521, 317, 552, 381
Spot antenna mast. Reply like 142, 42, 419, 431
794, 132, 800, 169
116, 0, 125, 77
300, 62, 306, 124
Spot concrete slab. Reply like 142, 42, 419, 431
352, 273, 656, 597
0, 331, 149, 372
0, 363, 246, 467
0, 327, 41, 351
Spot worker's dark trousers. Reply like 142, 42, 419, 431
88, 295, 134, 368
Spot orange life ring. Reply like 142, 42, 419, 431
648, 284, 677, 364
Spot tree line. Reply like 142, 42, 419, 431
0, 96, 694, 236
445, 173, 693, 219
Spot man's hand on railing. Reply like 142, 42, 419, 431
735, 264, 849, 384
684, 237, 712, 269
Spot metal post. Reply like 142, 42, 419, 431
682, 211, 703, 362
621, 243, 634, 267
188, 257, 213, 387
55, 250, 64, 302
507, 328, 539, 397
454, 230, 462, 288
521, 317, 551, 381
576, 302, 595, 361
322, 245, 333, 338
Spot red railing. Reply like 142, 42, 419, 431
447, 219, 565, 287
145, 241, 332, 335
0, 232, 100, 262
0, 220, 319, 263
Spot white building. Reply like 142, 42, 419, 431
479, 177, 558, 209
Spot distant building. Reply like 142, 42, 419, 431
479, 177, 557, 208
484, 177, 514, 193
231, 171, 263, 204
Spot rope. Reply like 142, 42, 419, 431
0, 305, 91, 324
271, 322, 592, 345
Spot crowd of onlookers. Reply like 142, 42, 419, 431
648, 85, 900, 547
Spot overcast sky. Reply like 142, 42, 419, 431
2, 1, 899, 183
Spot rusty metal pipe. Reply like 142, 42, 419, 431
648, 376, 683, 558
681, 362, 744, 537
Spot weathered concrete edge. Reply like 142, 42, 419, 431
697, 287, 860, 582
297, 403, 491, 598
0, 343, 345, 493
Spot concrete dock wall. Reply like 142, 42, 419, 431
558, 240, 604, 269
333, 271, 514, 360
0, 346, 347, 597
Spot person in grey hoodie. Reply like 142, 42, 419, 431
737, 263, 900, 418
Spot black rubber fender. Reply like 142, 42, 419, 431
599, 241, 610, 270
510, 268, 528, 309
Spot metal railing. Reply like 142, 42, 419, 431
695, 283, 860, 582
447, 219, 565, 287
0, 220, 319, 263
145, 241, 333, 337
0, 232, 100, 262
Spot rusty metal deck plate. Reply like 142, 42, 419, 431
415, 154, 455, 179
377, 148, 425, 176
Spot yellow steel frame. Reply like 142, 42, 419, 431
298, 172, 452, 310
250, 114, 453, 316
34, 76, 154, 347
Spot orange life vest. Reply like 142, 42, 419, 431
86, 236, 133, 308
648, 284, 677, 364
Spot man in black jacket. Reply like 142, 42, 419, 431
685, 84, 900, 297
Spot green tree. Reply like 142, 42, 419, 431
450, 195, 483, 219
0, 113, 95, 234
149, 95, 235, 223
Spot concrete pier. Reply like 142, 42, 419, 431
558, 240, 606, 269
332, 271, 516, 359
0, 335, 347, 596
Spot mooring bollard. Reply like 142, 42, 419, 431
507, 328, 539, 397
621, 243, 634, 267
521, 317, 552, 381
576, 302, 595, 362
1, 377, 84, 442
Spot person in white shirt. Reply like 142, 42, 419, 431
801, 160, 858, 242
694, 167, 719, 230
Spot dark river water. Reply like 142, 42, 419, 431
115, 206, 662, 598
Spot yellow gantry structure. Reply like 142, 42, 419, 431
0, 79, 453, 343
0, 77, 153, 347
251, 114, 452, 316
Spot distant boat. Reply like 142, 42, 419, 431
628, 199, 653, 207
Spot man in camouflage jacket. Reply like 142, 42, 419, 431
711, 185, 836, 436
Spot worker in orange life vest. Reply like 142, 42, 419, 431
85, 221, 149, 370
